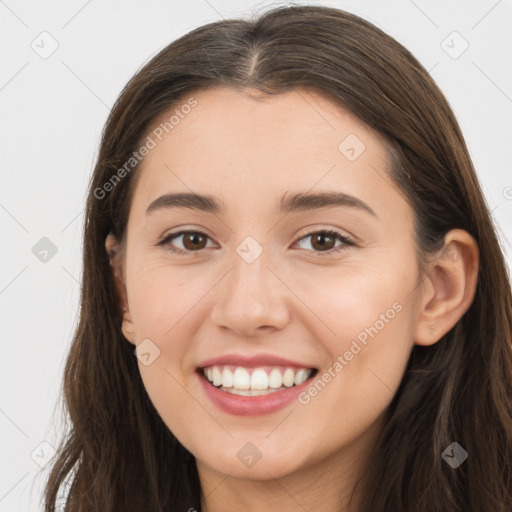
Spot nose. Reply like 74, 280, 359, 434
209, 248, 291, 338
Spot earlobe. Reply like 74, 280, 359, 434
105, 232, 136, 345
122, 316, 136, 345
414, 229, 479, 346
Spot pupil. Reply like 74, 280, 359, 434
314, 234, 333, 250
185, 233, 205, 250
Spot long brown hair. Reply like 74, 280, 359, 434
44, 5, 512, 511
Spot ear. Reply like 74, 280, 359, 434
105, 232, 136, 345
414, 229, 479, 346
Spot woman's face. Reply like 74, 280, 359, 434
117, 86, 424, 481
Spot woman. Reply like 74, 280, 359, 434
44, 5, 512, 511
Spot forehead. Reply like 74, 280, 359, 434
129, 86, 402, 221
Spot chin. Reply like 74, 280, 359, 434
195, 439, 315, 481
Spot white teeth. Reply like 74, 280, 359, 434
221, 387, 282, 396
202, 365, 313, 392
268, 368, 282, 388
233, 367, 250, 390
250, 369, 268, 390
294, 369, 309, 386
282, 368, 295, 387
221, 367, 233, 388
212, 367, 222, 387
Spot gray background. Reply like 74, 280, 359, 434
1, 0, 511, 509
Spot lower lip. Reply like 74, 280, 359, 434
197, 371, 315, 416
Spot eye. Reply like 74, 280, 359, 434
156, 228, 356, 256
293, 229, 356, 256
157, 230, 215, 255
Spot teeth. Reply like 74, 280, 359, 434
212, 367, 222, 387
294, 369, 309, 386
233, 367, 250, 390
250, 369, 268, 390
202, 365, 313, 392
268, 368, 282, 388
282, 368, 295, 387
221, 387, 283, 396
221, 368, 233, 388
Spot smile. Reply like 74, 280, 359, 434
202, 365, 314, 396
197, 357, 319, 415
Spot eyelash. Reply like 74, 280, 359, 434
156, 229, 356, 257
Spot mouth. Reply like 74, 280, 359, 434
196, 358, 319, 416
195, 354, 319, 415
198, 364, 319, 396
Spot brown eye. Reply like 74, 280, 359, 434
309, 232, 336, 251
182, 232, 208, 250
295, 229, 355, 257
158, 230, 214, 254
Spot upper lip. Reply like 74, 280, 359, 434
197, 353, 316, 369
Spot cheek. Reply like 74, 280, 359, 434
291, 257, 412, 349
127, 260, 211, 338
126, 264, 221, 437
292, 264, 414, 423
313, 304, 413, 406
288, 299, 413, 474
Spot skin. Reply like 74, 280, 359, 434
106, 86, 479, 512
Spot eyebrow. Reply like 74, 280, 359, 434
145, 190, 377, 217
